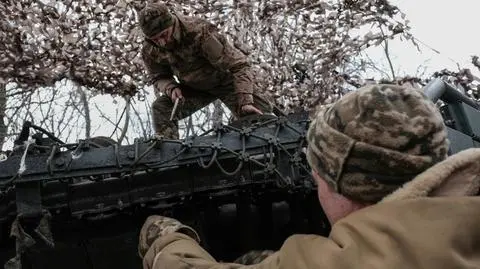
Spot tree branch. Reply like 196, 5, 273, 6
76, 86, 91, 139
117, 96, 131, 145
380, 27, 396, 80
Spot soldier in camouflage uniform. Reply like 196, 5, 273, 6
137, 84, 480, 268
138, 2, 274, 139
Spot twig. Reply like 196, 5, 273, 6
93, 102, 122, 128
130, 100, 148, 138
76, 86, 91, 139
117, 96, 131, 144
111, 100, 128, 139
380, 27, 395, 80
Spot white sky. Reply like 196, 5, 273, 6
367, 0, 479, 78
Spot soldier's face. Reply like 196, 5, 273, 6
150, 26, 174, 48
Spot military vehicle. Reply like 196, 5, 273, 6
0, 78, 478, 268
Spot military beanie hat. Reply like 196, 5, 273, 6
306, 84, 450, 203
138, 2, 174, 38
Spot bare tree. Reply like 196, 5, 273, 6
117, 96, 131, 144
0, 83, 6, 149
75, 86, 91, 139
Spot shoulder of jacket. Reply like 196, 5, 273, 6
175, 13, 219, 42
176, 12, 215, 30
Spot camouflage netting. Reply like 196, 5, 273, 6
1, 0, 414, 111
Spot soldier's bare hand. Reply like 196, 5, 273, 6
241, 104, 263, 115
171, 88, 184, 102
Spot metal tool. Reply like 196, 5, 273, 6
170, 98, 180, 121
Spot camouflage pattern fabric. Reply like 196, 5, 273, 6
306, 84, 450, 203
138, 2, 174, 38
152, 87, 273, 139
233, 250, 276, 265
4, 212, 54, 269
138, 215, 201, 259
140, 7, 261, 107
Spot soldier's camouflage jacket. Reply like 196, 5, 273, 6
141, 12, 255, 106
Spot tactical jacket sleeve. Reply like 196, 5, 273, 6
142, 232, 282, 269
141, 42, 178, 98
199, 30, 254, 106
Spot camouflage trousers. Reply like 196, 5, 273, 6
152, 88, 274, 139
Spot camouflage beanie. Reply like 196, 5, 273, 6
138, 2, 174, 38
306, 84, 450, 203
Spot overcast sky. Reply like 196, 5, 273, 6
367, 0, 479, 78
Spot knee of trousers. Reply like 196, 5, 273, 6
152, 96, 173, 112
151, 96, 173, 121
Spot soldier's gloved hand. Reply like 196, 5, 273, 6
170, 88, 184, 103
138, 215, 200, 259
241, 104, 263, 115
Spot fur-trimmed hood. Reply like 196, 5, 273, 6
382, 148, 480, 201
